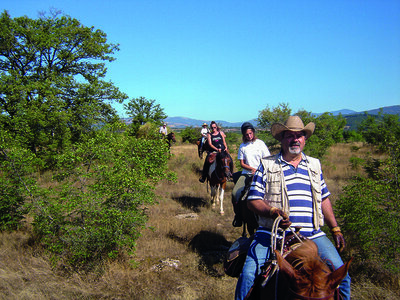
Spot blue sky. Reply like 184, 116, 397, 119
4, 1, 400, 122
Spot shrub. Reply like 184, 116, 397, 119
349, 156, 364, 170
181, 126, 200, 144
0, 130, 39, 230
338, 113, 400, 274
31, 124, 176, 270
343, 129, 364, 143
136, 122, 161, 139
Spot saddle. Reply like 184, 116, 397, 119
207, 152, 217, 164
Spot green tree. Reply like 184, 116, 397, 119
257, 102, 292, 150
124, 97, 167, 136
306, 112, 346, 158
124, 96, 166, 125
257, 104, 346, 158
0, 10, 127, 162
358, 112, 400, 151
257, 102, 292, 130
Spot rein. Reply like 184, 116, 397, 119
271, 218, 340, 300
267, 218, 340, 300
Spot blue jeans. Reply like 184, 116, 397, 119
235, 230, 351, 300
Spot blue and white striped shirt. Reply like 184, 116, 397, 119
248, 153, 330, 239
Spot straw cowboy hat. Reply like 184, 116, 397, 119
271, 116, 315, 141
202, 123, 208, 127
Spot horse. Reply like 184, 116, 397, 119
247, 238, 352, 300
231, 172, 259, 237
166, 132, 176, 150
196, 137, 209, 159
206, 151, 233, 215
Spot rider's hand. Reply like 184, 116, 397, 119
331, 227, 345, 252
269, 207, 292, 229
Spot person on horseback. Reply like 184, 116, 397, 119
159, 123, 168, 138
235, 116, 350, 300
200, 122, 209, 150
232, 122, 270, 227
199, 121, 230, 183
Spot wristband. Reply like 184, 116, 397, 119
330, 226, 341, 233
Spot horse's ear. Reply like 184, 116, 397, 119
328, 257, 352, 290
275, 250, 296, 281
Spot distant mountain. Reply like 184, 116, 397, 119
343, 105, 400, 129
361, 105, 400, 115
164, 117, 257, 129
328, 105, 399, 116
321, 109, 357, 116
121, 105, 399, 129
165, 106, 399, 128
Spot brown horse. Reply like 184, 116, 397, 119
196, 137, 209, 159
166, 132, 176, 150
207, 151, 232, 215
247, 239, 352, 300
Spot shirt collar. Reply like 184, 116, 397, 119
278, 152, 308, 165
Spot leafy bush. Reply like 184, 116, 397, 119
349, 156, 364, 170
31, 125, 176, 270
136, 122, 162, 139
343, 129, 364, 143
0, 130, 39, 230
224, 131, 240, 145
338, 114, 400, 274
181, 126, 200, 144
304, 112, 346, 158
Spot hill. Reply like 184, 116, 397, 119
164, 105, 400, 128
120, 105, 399, 129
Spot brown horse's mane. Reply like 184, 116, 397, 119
284, 240, 332, 296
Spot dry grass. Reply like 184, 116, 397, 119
0, 142, 398, 299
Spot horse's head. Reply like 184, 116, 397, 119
217, 151, 232, 180
168, 132, 176, 142
275, 240, 352, 300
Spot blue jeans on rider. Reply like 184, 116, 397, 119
235, 229, 351, 300
200, 136, 206, 148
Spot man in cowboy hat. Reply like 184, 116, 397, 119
235, 116, 350, 300
200, 122, 209, 147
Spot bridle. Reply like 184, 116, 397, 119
214, 152, 231, 181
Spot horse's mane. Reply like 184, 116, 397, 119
284, 240, 332, 295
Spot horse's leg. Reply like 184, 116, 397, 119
210, 185, 217, 209
219, 181, 226, 215
219, 187, 225, 215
